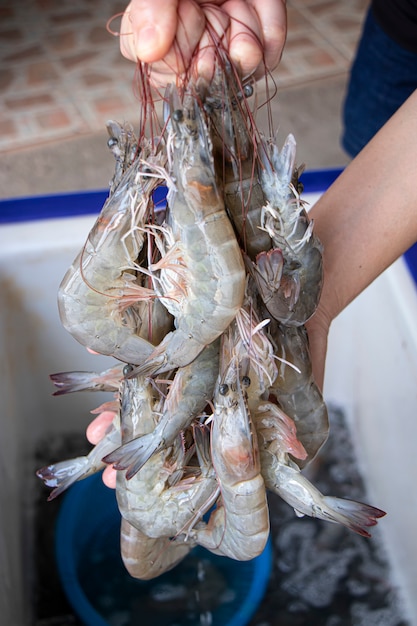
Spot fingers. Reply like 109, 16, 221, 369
147, 0, 206, 87
86, 412, 118, 489
193, 4, 230, 81
119, 0, 287, 86
102, 465, 118, 489
120, 0, 206, 87
86, 411, 116, 444
250, 0, 287, 74
120, 0, 180, 63
221, 0, 263, 78
201, 0, 287, 79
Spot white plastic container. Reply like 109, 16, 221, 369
1, 173, 416, 624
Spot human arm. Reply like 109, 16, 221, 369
306, 88, 417, 390
118, 0, 287, 85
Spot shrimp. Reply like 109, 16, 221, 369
232, 291, 278, 411
232, 294, 309, 463
106, 120, 140, 194
129, 86, 246, 376
268, 320, 329, 467
49, 363, 125, 395
191, 334, 270, 560
120, 518, 193, 580
112, 370, 217, 559
201, 59, 271, 260
117, 421, 220, 539
260, 447, 386, 538
58, 140, 172, 364
104, 338, 220, 478
36, 414, 121, 500
249, 133, 323, 326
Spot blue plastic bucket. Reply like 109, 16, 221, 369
55, 473, 273, 626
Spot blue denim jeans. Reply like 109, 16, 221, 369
342, 7, 417, 157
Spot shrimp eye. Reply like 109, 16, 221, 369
123, 364, 134, 377
219, 383, 229, 395
107, 136, 118, 148
243, 84, 253, 98
242, 375, 251, 388
172, 109, 184, 122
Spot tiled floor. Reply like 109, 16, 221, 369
0, 0, 369, 153
283, 0, 369, 84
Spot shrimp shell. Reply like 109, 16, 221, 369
106, 120, 140, 194
58, 143, 169, 364
104, 338, 220, 478
129, 88, 246, 376
117, 425, 220, 540
268, 321, 329, 467
250, 133, 323, 326
120, 519, 193, 580
260, 449, 386, 538
191, 335, 269, 560
201, 61, 271, 260
36, 415, 121, 500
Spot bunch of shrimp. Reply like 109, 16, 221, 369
37, 35, 386, 581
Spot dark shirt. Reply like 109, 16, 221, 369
372, 0, 417, 54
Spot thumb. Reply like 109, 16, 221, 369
120, 0, 180, 63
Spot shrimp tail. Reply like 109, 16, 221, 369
319, 496, 386, 538
37, 421, 121, 500
263, 456, 385, 537
103, 432, 163, 479
129, 330, 205, 377
50, 368, 121, 395
37, 457, 93, 501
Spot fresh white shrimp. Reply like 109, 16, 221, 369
232, 292, 278, 412
268, 320, 329, 467
190, 334, 270, 560
249, 133, 323, 325
58, 141, 172, 364
104, 338, 220, 478
201, 59, 271, 260
106, 120, 140, 194
260, 447, 386, 538
129, 87, 246, 376
36, 415, 121, 500
254, 401, 307, 462
49, 363, 125, 395
120, 518, 194, 580
117, 422, 220, 539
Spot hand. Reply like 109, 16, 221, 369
118, 0, 287, 86
87, 412, 118, 488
